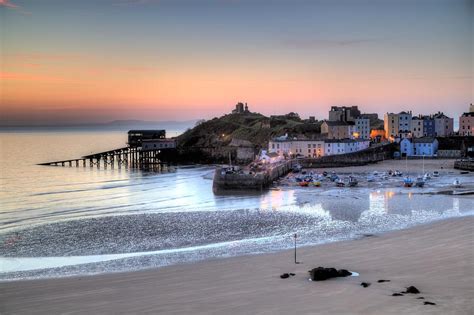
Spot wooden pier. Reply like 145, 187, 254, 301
38, 146, 175, 171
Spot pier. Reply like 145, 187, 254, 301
213, 159, 295, 191
38, 130, 176, 171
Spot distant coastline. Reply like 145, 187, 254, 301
0, 119, 197, 134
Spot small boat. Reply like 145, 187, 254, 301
322, 171, 328, 177
415, 176, 425, 187
292, 164, 302, 173
433, 171, 440, 177
373, 171, 379, 176
348, 176, 358, 187
453, 179, 462, 188
423, 173, 431, 180
330, 174, 339, 182
392, 170, 402, 177
403, 176, 414, 187
336, 178, 345, 187
299, 181, 310, 187
312, 181, 321, 187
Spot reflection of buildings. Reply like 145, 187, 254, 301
320, 197, 369, 222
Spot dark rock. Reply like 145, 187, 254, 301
424, 302, 436, 305
338, 269, 352, 277
360, 282, 371, 288
308, 267, 352, 281
289, 273, 295, 276
363, 234, 375, 237
416, 297, 425, 300
280, 273, 290, 279
377, 279, 390, 283
392, 293, 404, 296
404, 286, 420, 294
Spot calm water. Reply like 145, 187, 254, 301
0, 132, 473, 281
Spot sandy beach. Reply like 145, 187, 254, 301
309, 158, 458, 174
1, 216, 473, 314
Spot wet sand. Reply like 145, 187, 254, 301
1, 216, 473, 314
314, 158, 457, 174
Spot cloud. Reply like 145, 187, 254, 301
282, 38, 384, 49
0, 0, 18, 8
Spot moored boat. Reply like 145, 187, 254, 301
415, 176, 425, 187
348, 176, 358, 187
403, 176, 414, 187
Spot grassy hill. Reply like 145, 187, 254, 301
177, 112, 323, 149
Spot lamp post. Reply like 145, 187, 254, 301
294, 233, 297, 264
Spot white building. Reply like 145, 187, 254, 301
354, 117, 370, 139
324, 139, 370, 156
268, 139, 325, 158
268, 138, 369, 158
411, 116, 424, 138
400, 137, 438, 157
433, 112, 453, 137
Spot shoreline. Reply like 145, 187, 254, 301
1, 216, 473, 314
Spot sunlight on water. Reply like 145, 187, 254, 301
0, 132, 473, 280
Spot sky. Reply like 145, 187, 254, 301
0, 0, 472, 125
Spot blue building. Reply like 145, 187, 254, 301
422, 116, 436, 137
400, 137, 439, 157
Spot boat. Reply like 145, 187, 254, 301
330, 173, 339, 182
403, 176, 414, 187
312, 181, 321, 187
322, 171, 328, 177
348, 176, 358, 187
336, 178, 345, 187
367, 175, 376, 182
433, 171, 440, 177
299, 181, 310, 187
415, 176, 425, 187
423, 173, 431, 180
403, 156, 413, 187
453, 179, 462, 188
292, 164, 302, 173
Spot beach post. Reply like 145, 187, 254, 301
294, 233, 297, 264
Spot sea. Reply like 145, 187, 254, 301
0, 131, 473, 281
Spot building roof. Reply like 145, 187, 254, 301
413, 137, 437, 144
461, 112, 474, 117
323, 120, 354, 126
433, 112, 451, 119
128, 130, 165, 134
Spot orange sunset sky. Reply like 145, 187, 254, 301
1, 0, 472, 125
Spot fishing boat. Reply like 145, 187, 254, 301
404, 176, 414, 187
322, 171, 328, 177
330, 173, 339, 182
336, 178, 345, 187
348, 176, 358, 187
415, 176, 425, 187
453, 179, 462, 188
403, 155, 413, 187
423, 173, 431, 180
367, 175, 376, 182
299, 181, 310, 187
433, 171, 440, 177
312, 181, 321, 187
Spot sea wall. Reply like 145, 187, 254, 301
454, 160, 474, 171
213, 160, 294, 191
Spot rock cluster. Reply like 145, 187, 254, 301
308, 267, 352, 281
